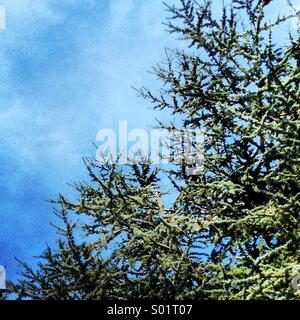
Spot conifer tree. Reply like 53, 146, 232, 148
11, 0, 300, 300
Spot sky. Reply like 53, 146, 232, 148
0, 0, 299, 285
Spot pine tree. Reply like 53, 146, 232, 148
10, 0, 300, 300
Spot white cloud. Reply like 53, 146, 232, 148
291, 5, 300, 30
108, 0, 172, 38
109, 0, 135, 30
1, 0, 63, 32
136, 1, 165, 38
0, 5, 6, 29
0, 99, 80, 166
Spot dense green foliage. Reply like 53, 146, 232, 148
11, 0, 300, 300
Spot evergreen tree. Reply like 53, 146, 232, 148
11, 0, 300, 299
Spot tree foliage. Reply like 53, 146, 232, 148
11, 0, 300, 300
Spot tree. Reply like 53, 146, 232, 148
11, 0, 300, 300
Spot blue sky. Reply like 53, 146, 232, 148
0, 0, 299, 284
0, 0, 181, 282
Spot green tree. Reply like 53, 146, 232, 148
11, 0, 300, 300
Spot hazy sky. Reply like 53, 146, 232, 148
0, 0, 299, 283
